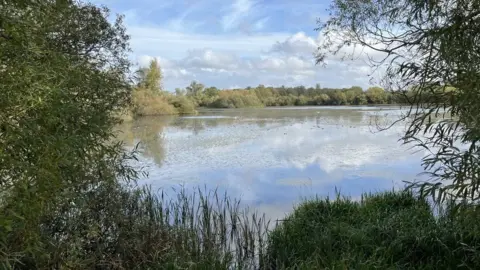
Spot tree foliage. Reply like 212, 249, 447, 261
0, 0, 138, 266
317, 0, 480, 202
186, 81, 205, 97
136, 58, 163, 91
191, 84, 396, 108
131, 60, 196, 116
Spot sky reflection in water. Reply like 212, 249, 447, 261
117, 106, 426, 220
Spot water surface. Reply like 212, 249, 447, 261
117, 106, 426, 220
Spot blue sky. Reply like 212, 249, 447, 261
91, 0, 379, 90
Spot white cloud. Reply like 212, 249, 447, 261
270, 32, 318, 56
183, 49, 240, 70
137, 109, 420, 189
129, 26, 379, 90
136, 55, 175, 69
164, 68, 192, 79
221, 0, 255, 31
255, 56, 314, 74
91, 0, 390, 90
256, 57, 284, 70
128, 26, 291, 58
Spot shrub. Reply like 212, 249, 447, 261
230, 95, 246, 108
209, 91, 263, 108
170, 96, 197, 114
132, 88, 177, 116
295, 95, 309, 106
210, 97, 235, 108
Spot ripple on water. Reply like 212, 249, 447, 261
121, 107, 427, 220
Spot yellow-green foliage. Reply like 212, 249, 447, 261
210, 90, 263, 108
132, 88, 177, 116
170, 95, 197, 114
191, 84, 400, 108
132, 60, 197, 116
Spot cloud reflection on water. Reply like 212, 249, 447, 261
117, 106, 426, 220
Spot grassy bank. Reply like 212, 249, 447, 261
3, 184, 269, 269
266, 191, 480, 269
5, 186, 480, 269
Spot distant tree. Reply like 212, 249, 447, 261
315, 93, 331, 105
186, 81, 204, 97
344, 90, 357, 105
137, 59, 163, 91
175, 88, 186, 96
135, 67, 148, 86
204, 86, 220, 97
315, 83, 321, 90
354, 93, 368, 105
330, 91, 348, 105
295, 85, 306, 96
295, 95, 309, 106
365, 87, 386, 104
350, 86, 363, 94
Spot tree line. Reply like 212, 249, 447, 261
180, 82, 399, 108
131, 59, 406, 115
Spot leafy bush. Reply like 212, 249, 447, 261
132, 60, 196, 116
132, 88, 177, 116
295, 95, 309, 106
209, 91, 263, 108
0, 0, 137, 267
192, 85, 398, 108
210, 97, 235, 108
170, 96, 197, 114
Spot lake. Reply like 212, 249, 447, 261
116, 106, 427, 221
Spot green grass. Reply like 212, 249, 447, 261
266, 191, 480, 269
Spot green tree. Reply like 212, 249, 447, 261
344, 90, 356, 105
354, 93, 368, 105
204, 86, 219, 97
317, 0, 480, 202
186, 81, 204, 97
255, 86, 274, 101
137, 58, 163, 91
350, 86, 363, 93
366, 87, 386, 104
330, 91, 348, 105
0, 0, 135, 266
175, 88, 186, 96
315, 93, 331, 105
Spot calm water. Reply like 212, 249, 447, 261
117, 106, 427, 220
